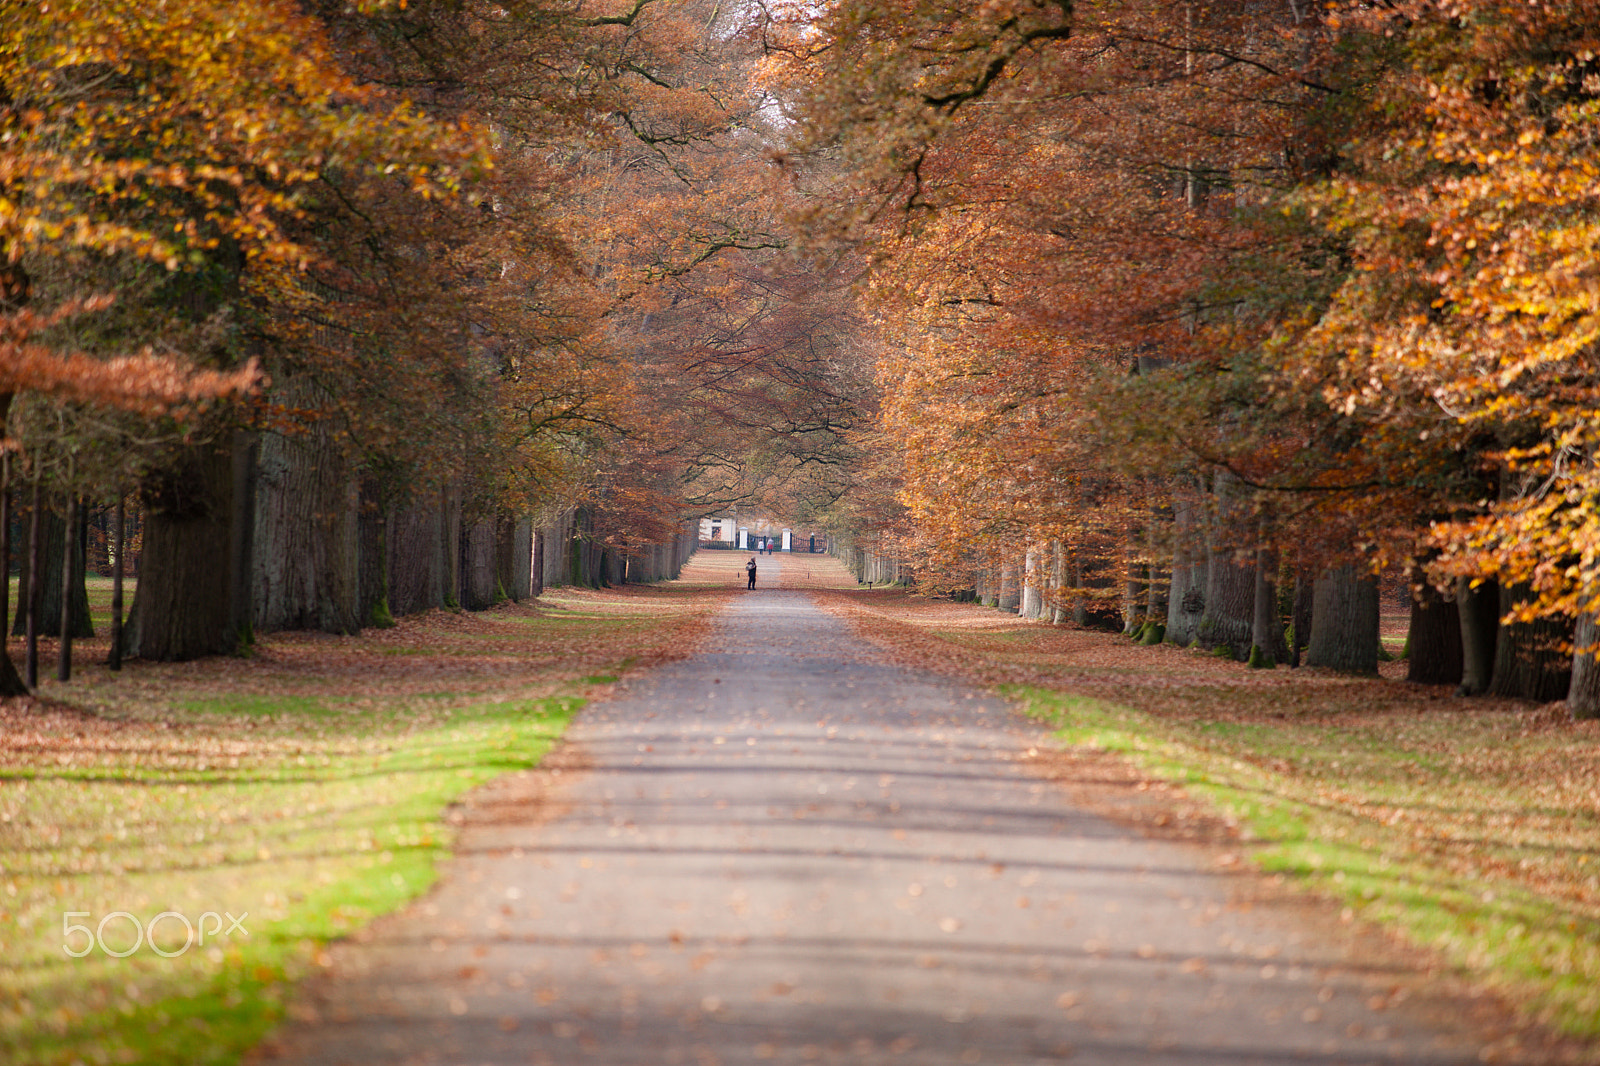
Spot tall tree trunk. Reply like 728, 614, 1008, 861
387, 497, 445, 616
1489, 583, 1571, 701
1020, 547, 1044, 619
13, 501, 93, 638
998, 556, 1020, 612
253, 403, 359, 635
1122, 531, 1146, 634
1050, 540, 1067, 623
530, 528, 545, 598
1165, 489, 1207, 645
129, 443, 239, 660
1406, 584, 1462, 685
1249, 546, 1283, 668
1144, 518, 1169, 640
109, 498, 125, 671
1070, 555, 1088, 625
1305, 564, 1379, 674
461, 517, 497, 609
0, 449, 23, 697
1290, 563, 1314, 668
1454, 576, 1499, 696
25, 479, 41, 686
1568, 604, 1600, 719
57, 496, 78, 682
1197, 470, 1254, 658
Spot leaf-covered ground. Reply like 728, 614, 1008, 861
816, 587, 1600, 1055
0, 573, 727, 1066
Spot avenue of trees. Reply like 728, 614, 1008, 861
5, 0, 1600, 719
0, 0, 866, 694
787, 0, 1600, 718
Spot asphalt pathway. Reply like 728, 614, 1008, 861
262, 557, 1487, 1065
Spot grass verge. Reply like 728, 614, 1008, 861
1, 578, 721, 1066
1012, 687, 1600, 1043
815, 587, 1600, 1050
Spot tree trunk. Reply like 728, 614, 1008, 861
57, 496, 79, 681
1304, 564, 1379, 674
252, 406, 359, 635
1406, 584, 1462, 685
1454, 577, 1499, 696
1020, 547, 1044, 620
1489, 583, 1572, 701
0, 453, 23, 696
1165, 490, 1207, 645
1249, 546, 1283, 668
1290, 563, 1314, 668
1568, 605, 1600, 719
1049, 541, 1067, 623
13, 501, 93, 639
24, 480, 40, 686
1122, 531, 1146, 634
128, 443, 238, 661
388, 497, 445, 616
357, 479, 388, 626
229, 430, 258, 646
109, 498, 125, 671
461, 517, 498, 609
998, 556, 1020, 612
1144, 518, 1169, 638
530, 528, 545, 598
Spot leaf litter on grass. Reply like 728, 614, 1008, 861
816, 585, 1600, 1057
0, 581, 725, 1066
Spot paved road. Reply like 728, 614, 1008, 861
263, 568, 1487, 1065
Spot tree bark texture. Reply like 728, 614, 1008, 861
12, 502, 93, 638
1305, 564, 1379, 674
24, 479, 40, 686
1197, 471, 1254, 658
1406, 585, 1462, 685
357, 479, 387, 625
1144, 515, 1169, 633
531, 528, 545, 597
1122, 534, 1147, 633
252, 409, 360, 635
460, 517, 498, 609
1049, 541, 1067, 623
109, 498, 125, 671
1165, 491, 1207, 645
1249, 546, 1285, 667
1020, 548, 1044, 620
511, 518, 533, 597
1488, 584, 1571, 702
1290, 564, 1314, 668
998, 557, 1020, 612
128, 443, 237, 660
1568, 606, 1600, 719
57, 496, 79, 681
1454, 577, 1499, 696
388, 498, 446, 616
0, 470, 22, 695
230, 430, 258, 641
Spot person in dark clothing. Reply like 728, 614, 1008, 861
746, 557, 757, 589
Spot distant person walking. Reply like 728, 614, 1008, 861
746, 557, 757, 589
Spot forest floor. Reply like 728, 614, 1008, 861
816, 586, 1600, 1059
0, 570, 731, 1066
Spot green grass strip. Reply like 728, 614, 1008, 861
1, 696, 577, 1066
1011, 685, 1600, 1040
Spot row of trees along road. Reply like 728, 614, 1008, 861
13, 0, 1600, 719
0, 0, 875, 695
783, 0, 1600, 718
